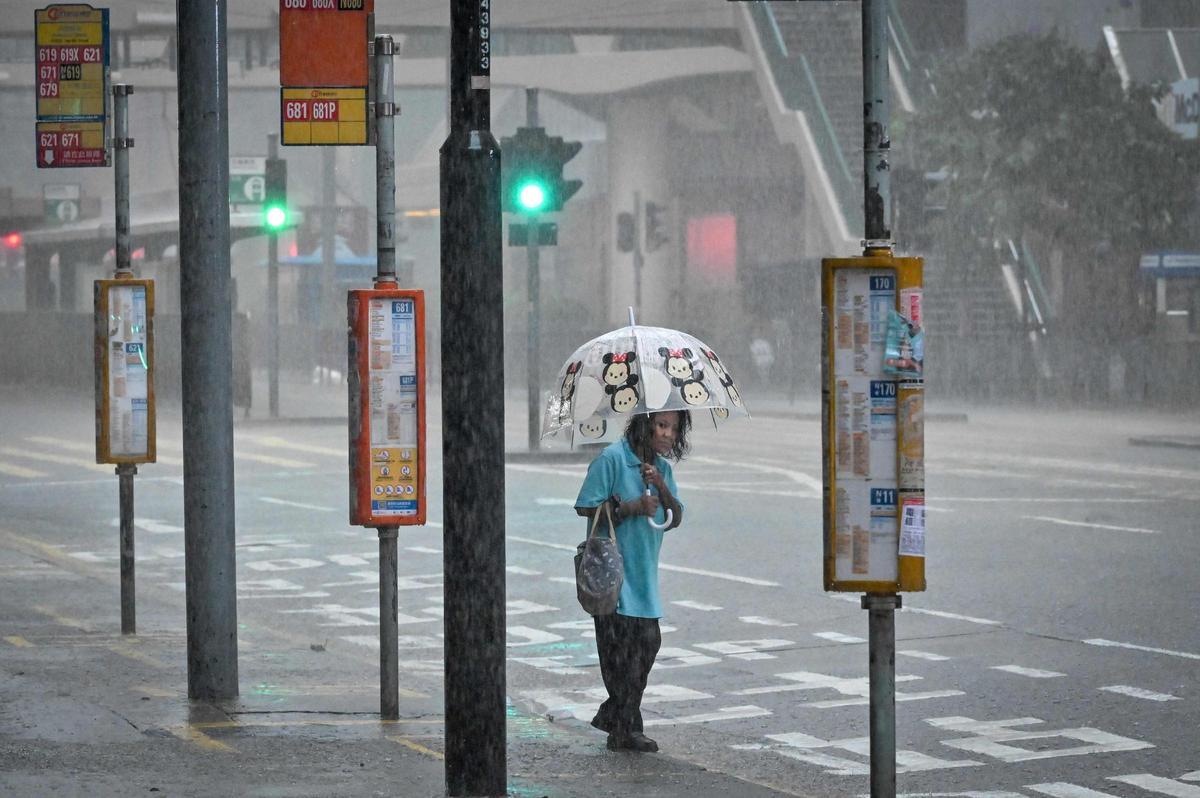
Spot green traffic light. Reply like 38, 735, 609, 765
517, 181, 547, 212
265, 205, 288, 230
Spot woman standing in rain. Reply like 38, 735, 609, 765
574, 409, 690, 753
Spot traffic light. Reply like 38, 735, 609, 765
264, 157, 288, 231
645, 200, 669, 253
500, 126, 583, 215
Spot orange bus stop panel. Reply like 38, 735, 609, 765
279, 1, 373, 87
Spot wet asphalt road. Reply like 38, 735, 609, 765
2, 385, 1198, 797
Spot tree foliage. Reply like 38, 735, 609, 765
902, 33, 1200, 333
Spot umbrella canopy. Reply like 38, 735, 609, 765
542, 317, 749, 442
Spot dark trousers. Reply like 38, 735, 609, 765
593, 613, 661, 736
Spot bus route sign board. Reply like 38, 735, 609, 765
278, 0, 372, 147
35, 4, 109, 121
37, 120, 107, 168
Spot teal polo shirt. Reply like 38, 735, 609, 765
575, 438, 683, 619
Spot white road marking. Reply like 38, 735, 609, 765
406, 546, 441, 554
1023, 515, 1159, 535
1184, 772, 1200, 782
259, 496, 337, 512
905, 607, 1003, 626
731, 671, 961, 708
547, 576, 575, 585
108, 517, 183, 535
644, 705, 771, 727
507, 600, 558, 615
534, 497, 576, 506
234, 451, 315, 468
508, 534, 779, 586
740, 616, 797, 627
1085, 638, 1200, 661
673, 600, 723, 611
929, 716, 1153, 763
826, 593, 1004, 626
695, 639, 792, 658
1028, 785, 1117, 798
507, 626, 563, 647
900, 650, 950, 661
814, 631, 866, 644
690, 455, 822, 495
1099, 685, 1180, 702
506, 463, 587, 477
25, 436, 185, 466
0, 461, 48, 478
896, 792, 1025, 798
991, 665, 1065, 679
759, 732, 981, 775
236, 434, 343, 457
938, 497, 1152, 504
0, 446, 111, 473
506, 565, 541, 575
654, 647, 721, 669
1109, 775, 1200, 797
245, 557, 325, 572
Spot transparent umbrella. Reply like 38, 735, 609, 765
542, 308, 750, 444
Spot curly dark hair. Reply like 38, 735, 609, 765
625, 410, 692, 464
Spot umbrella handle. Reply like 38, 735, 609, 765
644, 487, 672, 530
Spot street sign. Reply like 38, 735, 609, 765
280, 87, 368, 145
44, 183, 81, 224
36, 120, 107, 168
278, 0, 372, 147
229, 156, 267, 211
35, 4, 110, 169
35, 4, 108, 120
821, 254, 925, 594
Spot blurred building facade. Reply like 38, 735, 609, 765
0, 0, 1195, 404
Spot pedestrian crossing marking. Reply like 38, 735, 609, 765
236, 433, 343, 457
1109, 775, 1200, 797
25, 436, 184, 466
1028, 784, 1116, 797
0, 446, 110, 473
644, 704, 770, 727
1099, 685, 1180, 702
673, 600, 723, 611
929, 716, 1153, 763
233, 451, 316, 468
900, 650, 950, 661
0, 461, 47, 478
991, 665, 1065, 679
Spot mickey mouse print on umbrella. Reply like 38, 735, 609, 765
542, 308, 749, 444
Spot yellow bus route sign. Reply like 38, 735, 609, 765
281, 87, 368, 146
35, 4, 109, 121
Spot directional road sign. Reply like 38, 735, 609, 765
44, 183, 81, 224
229, 156, 267, 212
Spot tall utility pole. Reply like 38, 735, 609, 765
176, 0, 239, 700
267, 133, 280, 418
440, 0, 507, 795
525, 87, 541, 453
861, 2, 897, 797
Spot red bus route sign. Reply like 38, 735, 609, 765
37, 120, 107, 168
279, 0, 372, 88
35, 4, 109, 121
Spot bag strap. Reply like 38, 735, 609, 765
587, 501, 617, 543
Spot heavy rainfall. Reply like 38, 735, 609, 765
1, 1, 1198, 797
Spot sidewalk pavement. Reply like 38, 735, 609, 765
0, 374, 808, 798
0, 530, 803, 798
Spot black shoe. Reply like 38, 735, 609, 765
606, 732, 658, 753
590, 713, 613, 733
